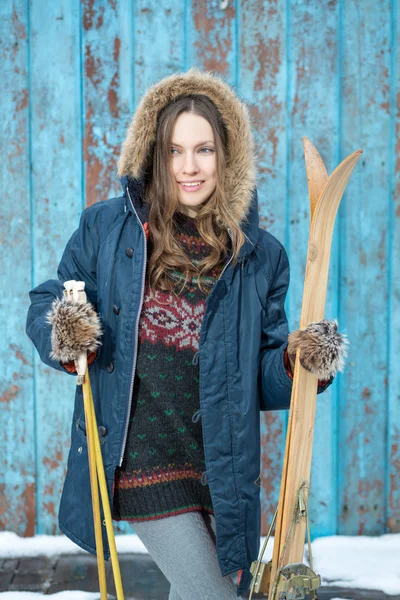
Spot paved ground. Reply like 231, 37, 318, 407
0, 554, 398, 599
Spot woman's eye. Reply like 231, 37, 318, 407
171, 147, 214, 154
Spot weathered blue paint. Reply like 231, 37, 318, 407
1, 0, 398, 540
236, 0, 290, 534
28, 0, 83, 535
337, 0, 396, 535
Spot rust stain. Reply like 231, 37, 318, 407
84, 108, 102, 206
192, 3, 235, 74
43, 501, 56, 518
362, 387, 371, 399
43, 456, 60, 470
108, 38, 121, 118
82, 0, 105, 31
0, 484, 10, 530
10, 344, 29, 366
113, 36, 121, 63
21, 483, 35, 536
15, 88, 28, 112
357, 478, 385, 534
0, 385, 19, 404
268, 128, 279, 167
254, 35, 281, 91
44, 483, 55, 496
388, 426, 400, 531
108, 72, 119, 118
377, 229, 386, 271
12, 6, 27, 40
85, 43, 103, 88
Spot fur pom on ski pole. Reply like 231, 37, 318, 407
63, 280, 125, 600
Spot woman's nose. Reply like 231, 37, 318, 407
183, 153, 199, 174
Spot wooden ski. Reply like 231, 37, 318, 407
249, 138, 362, 600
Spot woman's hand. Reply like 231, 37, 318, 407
46, 296, 103, 363
286, 318, 349, 380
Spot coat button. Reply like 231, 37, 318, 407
98, 425, 107, 437
125, 247, 134, 258
112, 305, 120, 315
106, 361, 114, 373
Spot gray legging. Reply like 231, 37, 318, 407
131, 511, 243, 600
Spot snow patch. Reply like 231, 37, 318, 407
0, 531, 147, 558
0, 593, 101, 599
1, 531, 400, 595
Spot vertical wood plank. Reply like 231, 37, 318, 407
238, 0, 289, 534
0, 0, 35, 537
339, 0, 392, 534
82, 0, 134, 206
81, 0, 135, 536
186, 0, 236, 81
29, 0, 82, 534
134, 0, 183, 99
387, 0, 399, 533
285, 0, 341, 537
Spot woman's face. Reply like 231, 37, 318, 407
170, 112, 217, 217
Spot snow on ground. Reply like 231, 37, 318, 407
0, 593, 102, 599
255, 533, 400, 596
0, 596, 353, 600
0, 531, 148, 558
312, 534, 400, 596
1, 531, 399, 596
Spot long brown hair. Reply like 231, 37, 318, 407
143, 94, 246, 297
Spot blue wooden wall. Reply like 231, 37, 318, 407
1, 0, 398, 540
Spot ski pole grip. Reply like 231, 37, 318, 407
63, 280, 88, 384
63, 279, 87, 304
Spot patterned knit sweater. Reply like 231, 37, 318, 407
112, 211, 230, 522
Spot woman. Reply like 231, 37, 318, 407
26, 67, 347, 599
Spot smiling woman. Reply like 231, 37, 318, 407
26, 67, 338, 600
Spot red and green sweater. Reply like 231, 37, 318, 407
112, 211, 230, 521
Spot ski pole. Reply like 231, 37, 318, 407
63, 280, 125, 600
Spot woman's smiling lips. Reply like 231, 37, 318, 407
178, 181, 205, 192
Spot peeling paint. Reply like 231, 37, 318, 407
0, 384, 19, 404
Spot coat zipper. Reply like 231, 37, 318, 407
118, 187, 148, 467
118, 217, 237, 467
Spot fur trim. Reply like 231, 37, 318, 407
46, 297, 103, 363
287, 318, 349, 380
117, 67, 257, 228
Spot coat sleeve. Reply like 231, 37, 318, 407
259, 245, 333, 411
26, 206, 100, 376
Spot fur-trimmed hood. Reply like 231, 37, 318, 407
117, 67, 259, 234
